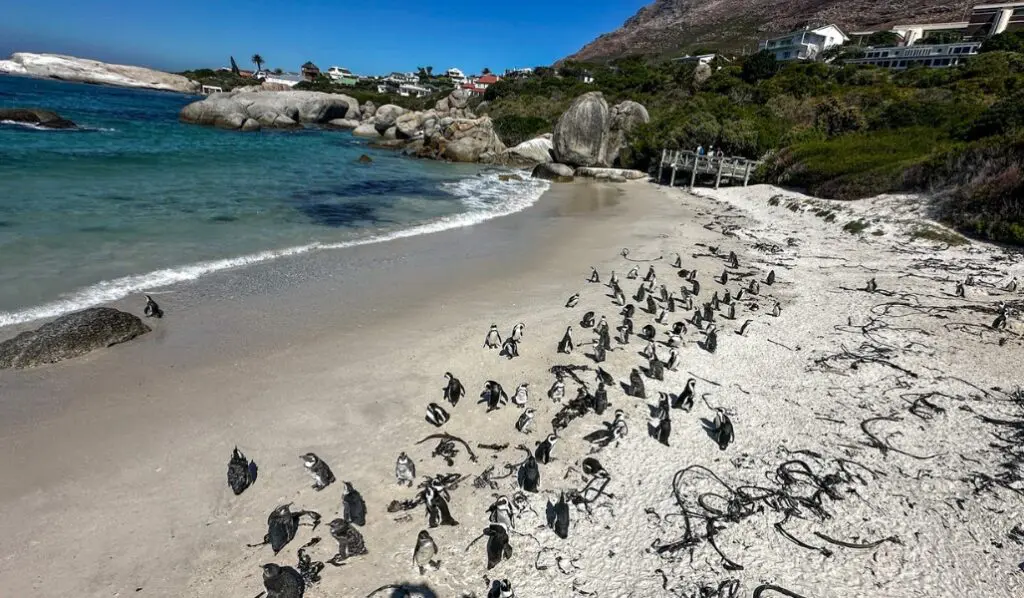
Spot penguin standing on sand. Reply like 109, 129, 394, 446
227, 447, 254, 496
443, 372, 465, 406
672, 253, 682, 268
674, 378, 696, 411
425, 402, 451, 427
589, 267, 600, 283
765, 270, 776, 285
484, 325, 502, 349
645, 265, 657, 282
613, 284, 626, 306
581, 311, 596, 328
342, 482, 367, 526
593, 382, 609, 415
258, 505, 302, 554
725, 303, 736, 320
703, 327, 718, 353
484, 381, 509, 411
424, 482, 459, 527
549, 492, 570, 539
955, 281, 965, 298
627, 266, 640, 280
413, 530, 438, 574
728, 251, 739, 269
597, 315, 609, 336
617, 318, 632, 345
641, 324, 656, 341
649, 394, 671, 446
516, 407, 536, 434
612, 410, 628, 441
648, 357, 664, 381
500, 336, 520, 359
621, 304, 635, 318
395, 452, 416, 487
300, 453, 335, 491
628, 368, 646, 399
593, 341, 607, 363
512, 383, 529, 408
713, 409, 734, 450
548, 378, 565, 403
483, 523, 512, 569
665, 348, 681, 371
772, 302, 782, 318
609, 271, 618, 286
596, 367, 614, 387
535, 434, 557, 465
327, 518, 367, 565
557, 326, 574, 354
642, 340, 657, 360
865, 278, 878, 293
261, 563, 304, 598
565, 293, 580, 308
143, 294, 163, 318
634, 285, 647, 303
598, 325, 612, 352
488, 579, 515, 598
511, 323, 525, 342
749, 280, 760, 295
488, 496, 515, 530
646, 295, 658, 315
520, 455, 540, 492
737, 319, 752, 336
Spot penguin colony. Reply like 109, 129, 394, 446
222, 245, 792, 598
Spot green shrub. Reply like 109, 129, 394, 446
492, 114, 551, 147
814, 98, 865, 137
742, 51, 780, 83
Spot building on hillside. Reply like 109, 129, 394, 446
845, 41, 982, 69
262, 73, 303, 87
446, 67, 467, 84
758, 24, 848, 61
966, 2, 1024, 37
673, 53, 726, 65
580, 71, 595, 84
399, 83, 432, 98
475, 74, 500, 89
503, 67, 534, 77
326, 66, 359, 85
301, 62, 320, 82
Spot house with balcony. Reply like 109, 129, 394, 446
845, 41, 982, 69
446, 67, 467, 85
758, 24, 848, 61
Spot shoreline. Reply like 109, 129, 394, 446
2, 182, 1023, 597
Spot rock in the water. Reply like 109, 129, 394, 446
552, 92, 610, 168
360, 101, 377, 119
0, 108, 76, 129
357, 154, 373, 164
574, 167, 647, 181
502, 135, 554, 165
0, 308, 151, 370
327, 118, 360, 129
383, 126, 399, 140
605, 100, 650, 166
532, 162, 574, 182
498, 173, 525, 182
0, 52, 199, 94
352, 123, 382, 138
179, 89, 359, 131
373, 104, 408, 133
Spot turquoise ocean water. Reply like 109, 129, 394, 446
0, 75, 547, 326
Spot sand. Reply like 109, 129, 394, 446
0, 181, 1022, 598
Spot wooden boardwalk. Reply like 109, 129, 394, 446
658, 149, 761, 189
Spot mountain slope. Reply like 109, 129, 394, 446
564, 0, 967, 62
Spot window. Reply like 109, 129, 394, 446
783, 51, 791, 59
898, 60, 907, 67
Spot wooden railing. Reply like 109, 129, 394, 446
658, 149, 761, 189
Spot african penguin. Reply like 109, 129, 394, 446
865, 278, 877, 293
593, 342, 607, 363
728, 251, 739, 269
484, 381, 509, 412
665, 348, 681, 371
300, 453, 335, 491
597, 315, 609, 335
627, 266, 640, 279
596, 367, 614, 386
511, 322, 525, 342
628, 368, 646, 399
520, 455, 540, 492
582, 457, 605, 476
262, 504, 300, 554
667, 292, 677, 312
765, 270, 776, 285
672, 321, 687, 335
581, 311, 596, 328
720, 269, 729, 285
688, 268, 698, 282
589, 267, 600, 283
488, 579, 515, 598
488, 495, 515, 530
621, 303, 635, 318
723, 289, 732, 305
557, 326, 574, 354
342, 481, 367, 527
511, 383, 529, 408
672, 253, 682, 268
617, 319, 632, 345
594, 383, 609, 415
659, 284, 670, 303
565, 293, 580, 308
613, 285, 626, 306
646, 295, 658, 315
674, 378, 696, 411
547, 379, 565, 403
261, 563, 305, 598
227, 446, 254, 496
535, 434, 557, 465
703, 328, 718, 353
549, 492, 570, 539
443, 372, 465, 406
649, 394, 671, 446
143, 294, 163, 319
413, 530, 438, 575
737, 319, 752, 336
609, 271, 618, 286
772, 302, 781, 318
641, 340, 657, 360
955, 281, 965, 298
483, 523, 513, 570
641, 324, 656, 341
691, 279, 701, 297
515, 408, 536, 434
668, 333, 683, 348
713, 409, 735, 451
424, 482, 459, 527
749, 280, 760, 295
425, 402, 450, 427
598, 325, 612, 351
725, 303, 736, 320
648, 357, 664, 381
735, 288, 744, 301
612, 410, 628, 440
634, 285, 647, 303
500, 336, 519, 359
327, 518, 367, 565
645, 265, 657, 282
484, 325, 502, 349
395, 452, 416, 487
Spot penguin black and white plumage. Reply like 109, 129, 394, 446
737, 319, 752, 336
728, 251, 739, 269
648, 357, 664, 381
483, 523, 513, 570
1003, 277, 1018, 292
488, 495, 515, 530
865, 278, 877, 293
612, 410, 628, 440
667, 292, 677, 312
725, 303, 736, 320
300, 453, 335, 491
484, 381, 509, 412
765, 270, 776, 285
609, 271, 618, 286
617, 319, 632, 345
723, 289, 732, 305
628, 368, 646, 399
520, 455, 540, 492
713, 409, 735, 450
772, 302, 781, 318
641, 324, 656, 341
484, 325, 502, 349
646, 294, 658, 315
413, 530, 438, 575
549, 492, 570, 539
735, 288, 744, 301
593, 342, 606, 363
641, 340, 657, 360
598, 325, 612, 351
327, 518, 368, 565
565, 293, 580, 308
672, 321, 687, 336
512, 383, 529, 408
262, 563, 305, 598
691, 279, 701, 297
589, 267, 600, 283
500, 336, 519, 359
424, 483, 459, 527
613, 285, 626, 306
227, 446, 254, 496
511, 322, 525, 342
749, 280, 760, 295
535, 434, 557, 465
688, 268, 698, 282
443, 372, 465, 406
992, 311, 1008, 330
425, 402, 451, 427
668, 333, 683, 348
665, 348, 681, 371
704, 328, 718, 353
342, 481, 367, 527
720, 269, 729, 285
674, 378, 696, 411
649, 394, 671, 447
575, 386, 591, 411
488, 578, 515, 598
672, 253, 682, 268
547, 379, 565, 403
581, 311, 596, 328
627, 265, 640, 280
634, 285, 647, 303
143, 294, 163, 319
557, 326, 574, 354
955, 281, 965, 298
645, 265, 656, 282
395, 452, 416, 487
596, 367, 614, 387
703, 302, 715, 322
582, 457, 605, 476
594, 383, 609, 415
621, 304, 635, 319
263, 504, 300, 554
516, 407, 536, 434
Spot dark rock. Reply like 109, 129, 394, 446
0, 308, 151, 369
357, 154, 373, 164
532, 162, 575, 182
0, 108, 76, 129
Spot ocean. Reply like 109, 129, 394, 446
0, 75, 547, 327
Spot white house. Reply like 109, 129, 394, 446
262, 73, 303, 87
845, 41, 982, 69
398, 83, 432, 98
673, 53, 722, 65
446, 67, 467, 84
758, 25, 849, 61
326, 66, 355, 80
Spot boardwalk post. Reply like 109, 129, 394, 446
715, 158, 725, 189
689, 155, 699, 188
743, 161, 752, 187
660, 149, 666, 183
669, 154, 678, 187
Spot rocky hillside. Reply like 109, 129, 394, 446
564, 0, 966, 62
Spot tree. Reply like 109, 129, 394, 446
980, 31, 1024, 54
229, 56, 240, 76
251, 54, 264, 73
863, 31, 902, 47
741, 50, 780, 83
273, 67, 283, 75
482, 67, 491, 75
425, 66, 433, 77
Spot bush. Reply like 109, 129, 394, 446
492, 114, 551, 147
742, 51, 780, 83
964, 90, 1024, 140
814, 98, 865, 137
980, 32, 1024, 54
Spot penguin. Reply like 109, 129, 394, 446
500, 336, 520, 359
589, 267, 600, 283
644, 265, 656, 282
520, 455, 540, 492
681, 293, 694, 311
735, 288, 745, 301
704, 327, 718, 353
609, 271, 618, 286
865, 278, 877, 293
581, 311, 596, 328
713, 409, 735, 450
672, 321, 687, 335
665, 348, 681, 371
765, 270, 776, 285
511, 322, 525, 342
582, 457, 605, 476
649, 394, 671, 447
691, 279, 701, 297
227, 447, 254, 496
262, 504, 301, 554
143, 294, 163, 319
772, 302, 781, 318
992, 311, 1008, 330
565, 293, 580, 308
720, 269, 729, 285
487, 496, 515, 530
596, 315, 609, 334
628, 368, 646, 399
659, 284, 670, 303
413, 530, 439, 575
575, 385, 592, 411
621, 304, 635, 318
300, 453, 335, 491
674, 378, 696, 411
596, 367, 614, 386
688, 268, 698, 282
728, 251, 739, 269
692, 310, 704, 328
261, 563, 305, 598
484, 325, 502, 349
613, 285, 626, 306
549, 492, 570, 539
593, 342, 606, 363
646, 295, 658, 315
642, 324, 656, 341
627, 266, 640, 280
612, 410, 628, 440
642, 340, 657, 360
668, 333, 684, 348
965, 274, 976, 286
483, 523, 513, 570
425, 402, 451, 427
488, 579, 515, 598
671, 253, 682, 268
648, 357, 664, 381
395, 452, 416, 487
634, 285, 647, 303
342, 481, 367, 527
1003, 277, 1018, 292
593, 382, 609, 415
535, 434, 557, 465
737, 319, 752, 336
327, 518, 368, 565
749, 279, 760, 295
617, 319, 632, 345
511, 383, 529, 408
723, 289, 732, 305
667, 292, 677, 312
484, 381, 509, 412
424, 482, 459, 527
711, 292, 720, 311
443, 372, 465, 406
955, 281, 965, 298
557, 326, 574, 354
548, 378, 565, 403
725, 303, 736, 320
709, 245, 719, 255
703, 302, 716, 322
516, 408, 536, 434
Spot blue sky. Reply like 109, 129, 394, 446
0, 0, 650, 74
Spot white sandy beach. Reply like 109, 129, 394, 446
0, 181, 1022, 598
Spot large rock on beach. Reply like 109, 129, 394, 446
0, 308, 151, 370
502, 135, 554, 165
448, 88, 473, 110
437, 116, 506, 163
575, 167, 647, 181
552, 92, 610, 168
395, 111, 425, 139
179, 89, 360, 131
352, 123, 382, 138
373, 104, 407, 133
606, 100, 650, 166
0, 52, 199, 94
327, 118, 360, 129
360, 101, 377, 119
0, 108, 76, 129
532, 162, 574, 182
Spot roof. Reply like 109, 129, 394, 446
763, 24, 849, 42
478, 74, 500, 84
